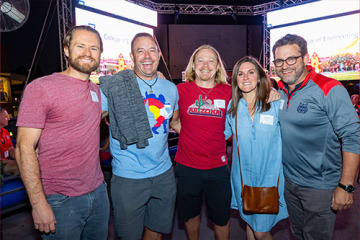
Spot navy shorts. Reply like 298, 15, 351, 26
175, 163, 231, 226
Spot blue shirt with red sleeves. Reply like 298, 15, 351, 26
278, 66, 360, 189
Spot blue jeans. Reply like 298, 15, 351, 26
42, 182, 110, 240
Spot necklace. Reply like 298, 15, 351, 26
139, 75, 158, 93
196, 82, 216, 100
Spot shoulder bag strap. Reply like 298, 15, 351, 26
235, 114, 244, 189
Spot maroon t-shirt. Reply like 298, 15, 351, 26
17, 73, 103, 196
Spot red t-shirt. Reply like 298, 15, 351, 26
175, 82, 232, 169
0, 128, 13, 159
17, 73, 103, 196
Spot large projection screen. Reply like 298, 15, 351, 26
75, 7, 154, 83
267, 1, 360, 81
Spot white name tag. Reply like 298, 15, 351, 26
214, 99, 225, 109
280, 99, 285, 110
260, 114, 274, 125
90, 91, 99, 102
4, 150, 9, 158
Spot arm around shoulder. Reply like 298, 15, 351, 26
101, 110, 108, 119
267, 88, 281, 103
170, 110, 181, 134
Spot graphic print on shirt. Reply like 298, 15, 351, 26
297, 102, 308, 114
187, 95, 222, 118
143, 91, 172, 134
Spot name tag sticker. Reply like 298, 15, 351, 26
4, 150, 9, 158
260, 114, 274, 125
280, 99, 285, 110
214, 99, 225, 109
90, 91, 99, 102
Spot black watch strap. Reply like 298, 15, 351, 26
338, 183, 355, 193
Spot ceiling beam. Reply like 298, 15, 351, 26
125, 0, 317, 16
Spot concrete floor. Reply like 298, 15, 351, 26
1, 179, 359, 240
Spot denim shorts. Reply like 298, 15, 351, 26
111, 167, 176, 240
175, 164, 231, 226
42, 182, 110, 240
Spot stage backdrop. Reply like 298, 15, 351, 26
156, 24, 255, 80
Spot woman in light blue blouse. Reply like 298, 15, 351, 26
225, 56, 288, 240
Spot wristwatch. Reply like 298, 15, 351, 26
338, 183, 355, 193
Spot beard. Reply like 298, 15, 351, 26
195, 70, 216, 82
68, 53, 100, 75
276, 64, 306, 86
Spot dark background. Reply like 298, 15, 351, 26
1, 0, 61, 79
1, 0, 358, 93
1, 0, 265, 83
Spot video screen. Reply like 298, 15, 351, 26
77, 0, 157, 27
75, 7, 154, 83
267, 1, 360, 81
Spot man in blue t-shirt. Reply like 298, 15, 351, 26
100, 32, 180, 240
273, 34, 360, 240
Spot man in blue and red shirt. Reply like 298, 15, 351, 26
273, 34, 359, 240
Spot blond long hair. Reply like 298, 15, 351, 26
184, 45, 228, 84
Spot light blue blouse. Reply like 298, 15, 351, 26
225, 99, 288, 232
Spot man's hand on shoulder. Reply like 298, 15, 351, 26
157, 71, 165, 79
267, 88, 280, 103
101, 111, 108, 119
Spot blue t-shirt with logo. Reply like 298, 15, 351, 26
101, 76, 179, 179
